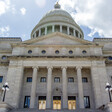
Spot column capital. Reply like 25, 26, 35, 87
76, 66, 82, 70
61, 66, 67, 69
32, 66, 39, 70
47, 66, 53, 70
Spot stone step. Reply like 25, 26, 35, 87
9, 108, 106, 112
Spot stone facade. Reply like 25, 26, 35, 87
0, 3, 112, 112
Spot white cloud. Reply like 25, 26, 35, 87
0, 26, 10, 36
35, 0, 46, 8
0, 0, 10, 15
59, 0, 112, 38
20, 8, 26, 15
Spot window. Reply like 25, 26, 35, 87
41, 50, 46, 54
40, 77, 46, 82
2, 56, 7, 60
36, 30, 39, 37
28, 50, 32, 54
41, 28, 45, 36
84, 96, 90, 108
75, 30, 78, 37
69, 50, 73, 54
27, 77, 32, 82
54, 77, 60, 83
82, 50, 87, 54
82, 77, 88, 83
55, 50, 59, 54
24, 96, 30, 108
68, 77, 74, 82
108, 56, 112, 60
69, 28, 74, 36
62, 26, 67, 34
55, 25, 60, 32
0, 76, 3, 83
47, 26, 52, 34
38, 96, 46, 110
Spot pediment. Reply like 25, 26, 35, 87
22, 32, 93, 46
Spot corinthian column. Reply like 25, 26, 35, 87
62, 66, 68, 109
30, 66, 38, 108
46, 66, 53, 109
76, 66, 84, 108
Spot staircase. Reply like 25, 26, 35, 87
9, 108, 106, 112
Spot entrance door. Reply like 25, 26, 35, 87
53, 96, 61, 110
68, 96, 76, 110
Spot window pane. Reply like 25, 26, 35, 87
82, 77, 88, 83
54, 77, 60, 82
40, 77, 46, 82
68, 77, 74, 82
24, 96, 30, 108
0, 76, 3, 83
27, 77, 32, 82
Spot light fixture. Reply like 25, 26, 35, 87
2, 82, 9, 102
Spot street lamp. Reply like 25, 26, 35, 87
2, 82, 9, 102
105, 82, 112, 102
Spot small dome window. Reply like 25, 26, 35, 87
28, 50, 32, 54
69, 50, 73, 54
2, 56, 7, 60
55, 50, 59, 54
41, 50, 46, 54
82, 50, 87, 54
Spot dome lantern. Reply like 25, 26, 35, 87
54, 2, 61, 9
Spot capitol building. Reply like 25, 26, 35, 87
0, 2, 112, 112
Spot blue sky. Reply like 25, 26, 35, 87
0, 0, 112, 41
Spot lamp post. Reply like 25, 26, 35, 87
2, 82, 9, 102
105, 82, 112, 102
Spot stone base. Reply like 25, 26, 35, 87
0, 102, 13, 112
105, 102, 112, 112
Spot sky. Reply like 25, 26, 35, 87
0, 0, 112, 41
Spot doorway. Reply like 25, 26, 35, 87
68, 96, 76, 110
53, 96, 61, 110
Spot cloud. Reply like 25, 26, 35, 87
20, 8, 26, 15
0, 0, 10, 15
35, 0, 46, 8
0, 26, 10, 36
59, 0, 112, 38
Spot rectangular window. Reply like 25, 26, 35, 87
0, 76, 3, 83
55, 25, 60, 32
38, 96, 46, 110
84, 96, 90, 108
75, 30, 78, 37
24, 96, 30, 108
54, 77, 60, 83
82, 77, 88, 83
40, 77, 46, 82
68, 77, 74, 83
27, 77, 32, 82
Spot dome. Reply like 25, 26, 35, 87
31, 2, 84, 39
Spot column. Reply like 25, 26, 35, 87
76, 66, 84, 108
60, 25, 62, 32
74, 29, 76, 37
45, 27, 47, 35
39, 29, 41, 36
67, 26, 69, 35
62, 66, 68, 109
46, 66, 53, 109
30, 67, 38, 108
52, 25, 54, 32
